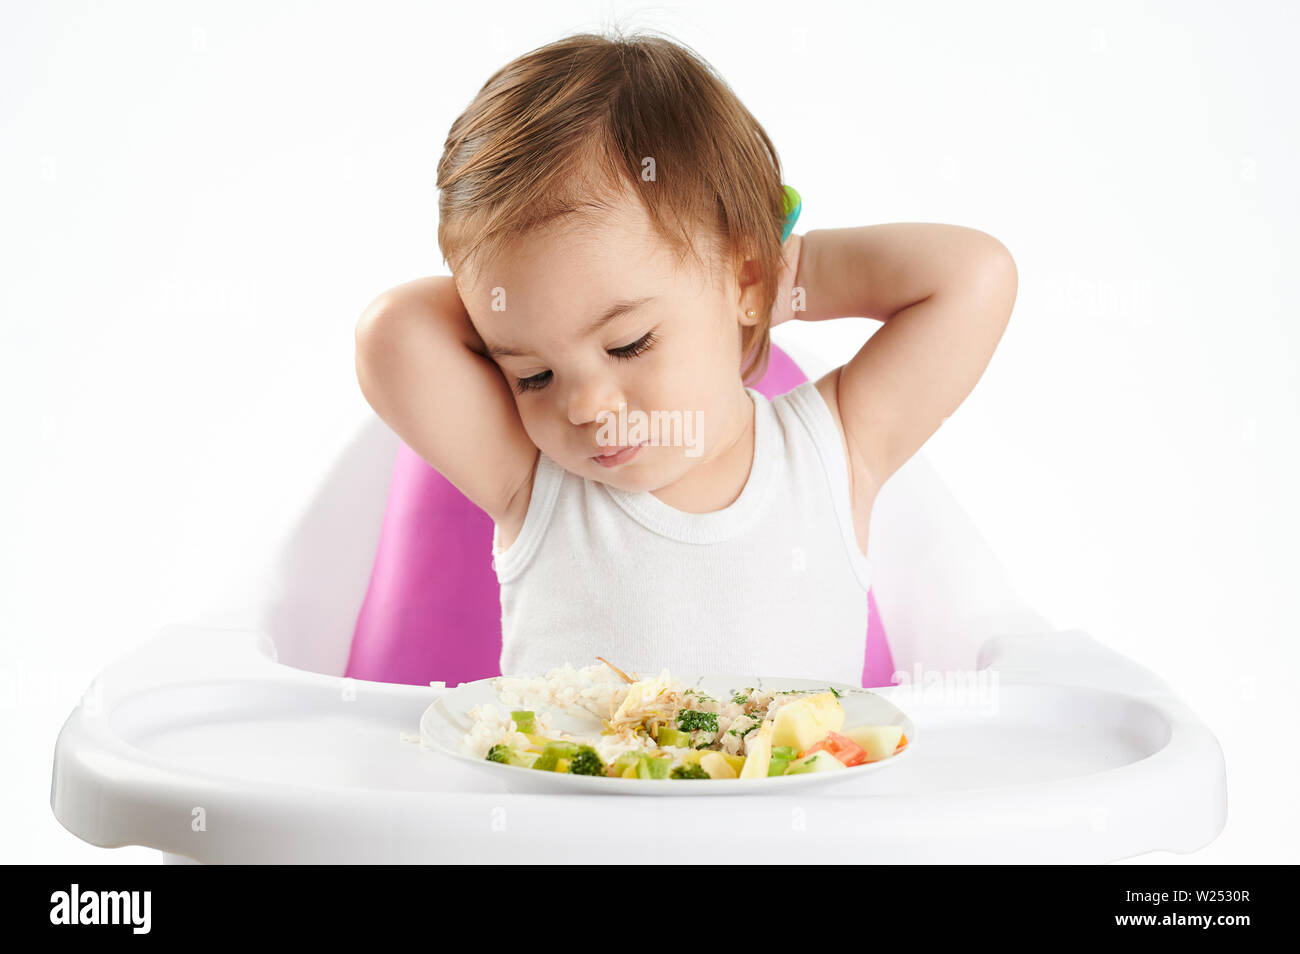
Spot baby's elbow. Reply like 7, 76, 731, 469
972, 235, 1018, 310
355, 291, 396, 353
354, 297, 402, 406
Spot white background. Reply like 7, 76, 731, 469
2, 0, 1296, 863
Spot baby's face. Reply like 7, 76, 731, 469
457, 193, 759, 492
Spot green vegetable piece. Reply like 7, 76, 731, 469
767, 757, 791, 777
486, 744, 537, 768
784, 752, 846, 775
510, 709, 536, 733
611, 752, 640, 774
531, 739, 580, 772
636, 754, 672, 779
657, 727, 691, 748
568, 745, 607, 776
531, 751, 558, 771
770, 746, 798, 761
670, 762, 710, 780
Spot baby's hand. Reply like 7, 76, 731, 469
768, 233, 803, 328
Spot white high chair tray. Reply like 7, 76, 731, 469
51, 624, 1226, 863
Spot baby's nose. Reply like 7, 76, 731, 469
566, 382, 626, 428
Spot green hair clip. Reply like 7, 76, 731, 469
780, 184, 802, 242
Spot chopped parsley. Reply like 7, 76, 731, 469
676, 709, 719, 733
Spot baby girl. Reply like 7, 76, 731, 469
355, 30, 1016, 686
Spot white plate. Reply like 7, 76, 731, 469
419, 671, 916, 795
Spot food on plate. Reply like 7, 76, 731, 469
840, 724, 906, 762
738, 719, 775, 779
771, 691, 846, 750
461, 658, 908, 781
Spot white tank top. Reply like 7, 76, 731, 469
490, 380, 874, 685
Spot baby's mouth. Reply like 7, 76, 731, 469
591, 441, 646, 466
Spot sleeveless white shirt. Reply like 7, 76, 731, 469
490, 380, 874, 685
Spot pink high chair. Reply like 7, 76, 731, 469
344, 341, 897, 691
49, 335, 1228, 863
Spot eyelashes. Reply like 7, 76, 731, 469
513, 330, 660, 395
609, 328, 659, 361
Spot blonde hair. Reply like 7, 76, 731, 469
436, 29, 788, 385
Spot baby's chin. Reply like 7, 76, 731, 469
577, 447, 655, 489
581, 445, 702, 493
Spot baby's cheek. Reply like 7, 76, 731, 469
515, 409, 549, 450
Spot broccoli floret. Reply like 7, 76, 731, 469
676, 709, 719, 733
567, 745, 607, 777
670, 762, 710, 780
488, 743, 539, 768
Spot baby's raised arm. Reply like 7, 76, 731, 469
354, 276, 540, 523
795, 224, 1018, 492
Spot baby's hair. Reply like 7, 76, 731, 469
436, 28, 788, 384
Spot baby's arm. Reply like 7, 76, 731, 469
791, 224, 1018, 491
354, 275, 539, 523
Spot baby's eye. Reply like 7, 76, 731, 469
513, 330, 658, 396
609, 330, 659, 361
514, 370, 552, 395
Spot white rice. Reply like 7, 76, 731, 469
461, 703, 567, 759
493, 662, 630, 719
461, 662, 629, 759
592, 731, 660, 765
